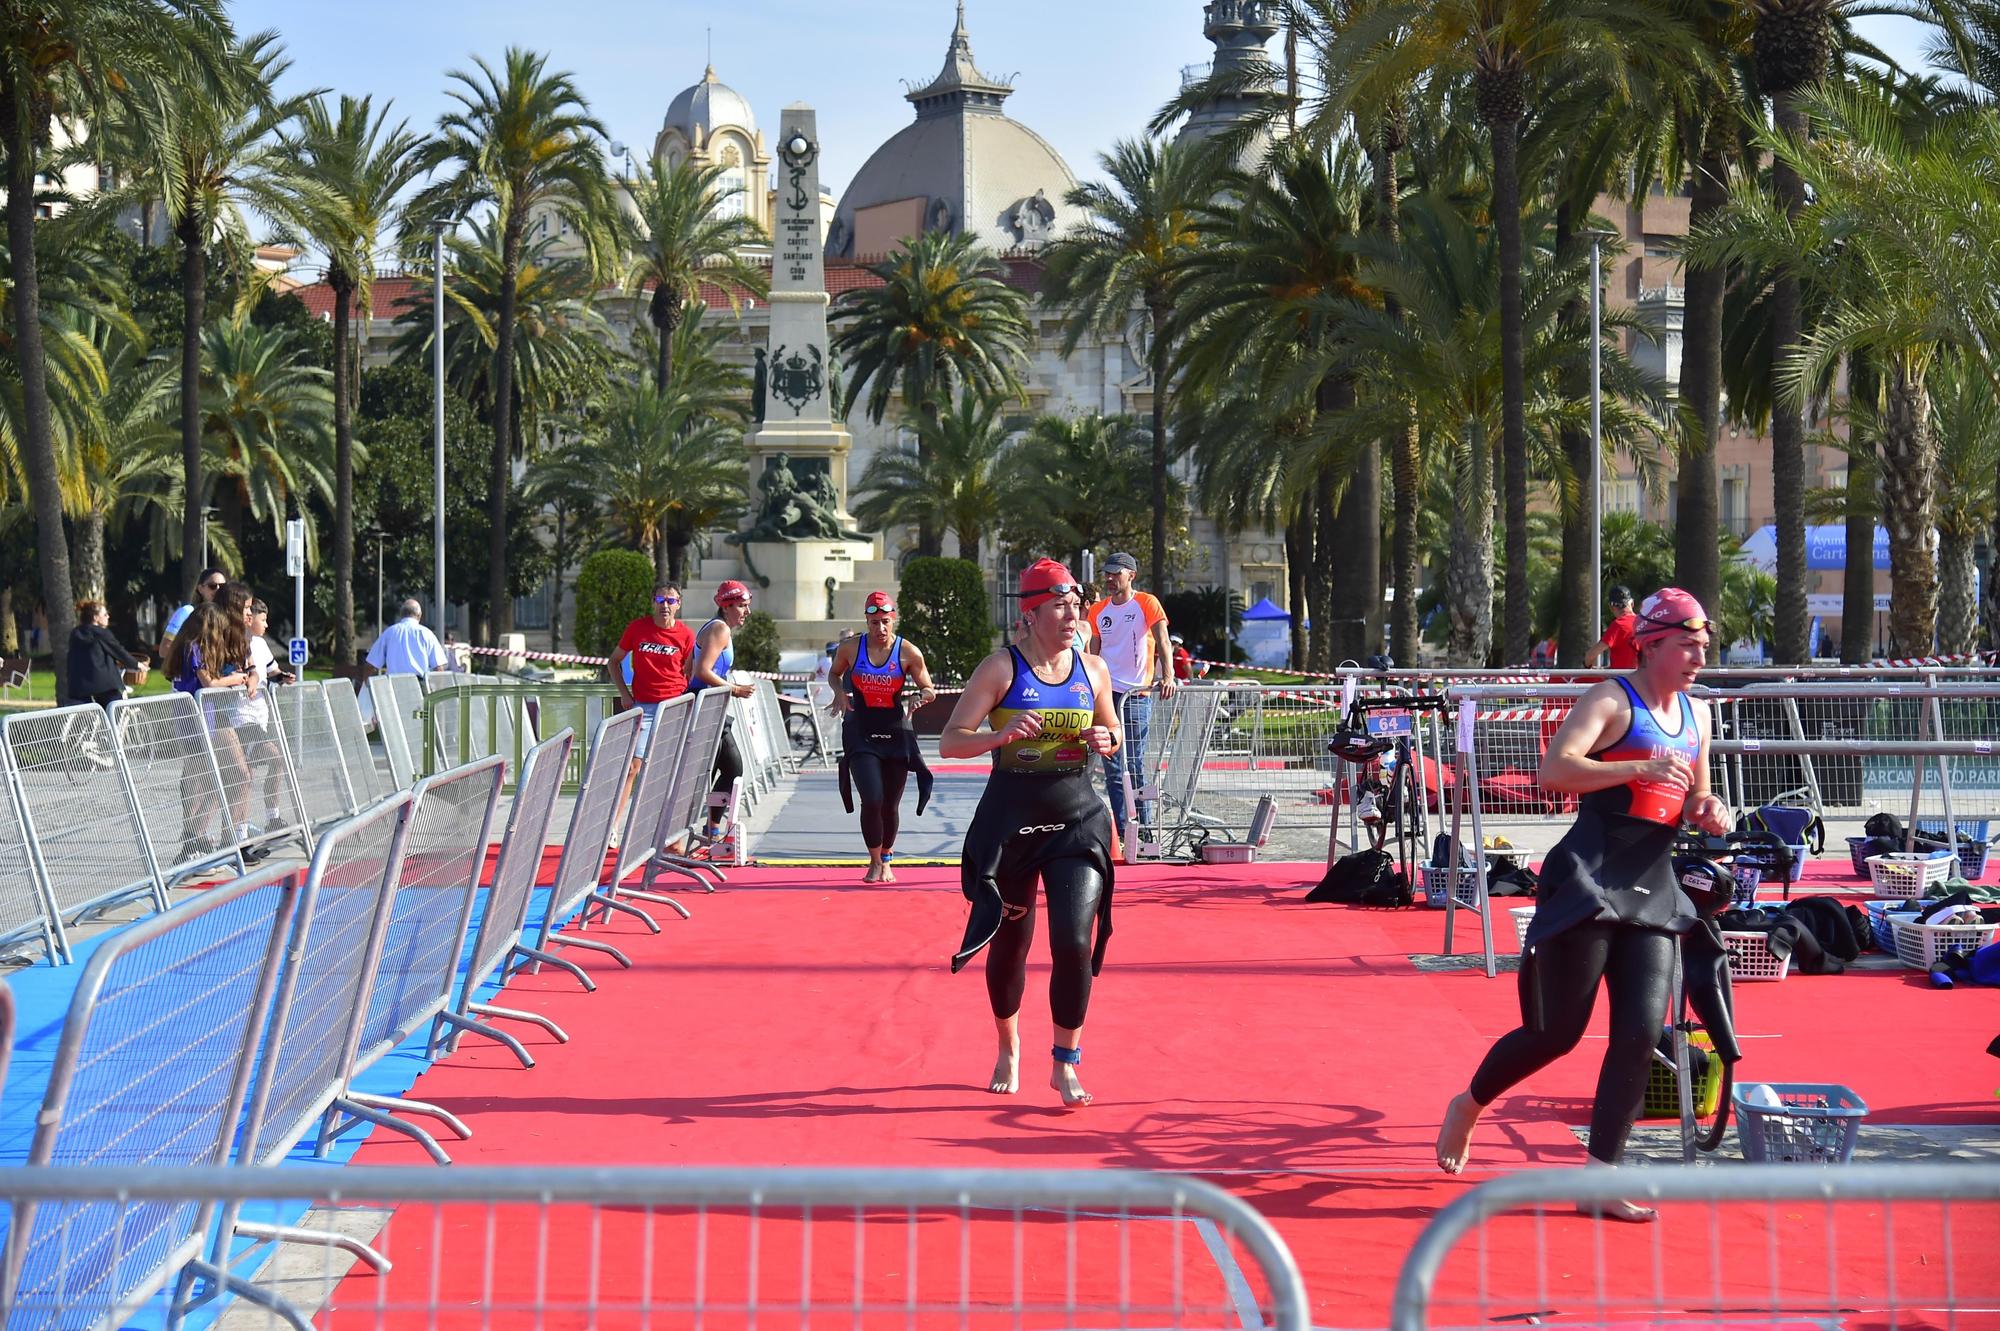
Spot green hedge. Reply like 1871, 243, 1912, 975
574, 549, 654, 659
899, 556, 992, 683
734, 609, 781, 673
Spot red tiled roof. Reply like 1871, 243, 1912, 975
287, 253, 1048, 320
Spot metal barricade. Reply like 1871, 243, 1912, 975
108, 691, 244, 882
2, 704, 164, 948
369, 672, 427, 790
516, 707, 642, 988
0, 1165, 1311, 1331
420, 680, 621, 790
205, 683, 315, 861
754, 676, 799, 776
597, 692, 697, 926
437, 729, 575, 1066
1390, 1163, 2000, 1331
271, 680, 360, 828
325, 677, 392, 804
0, 741, 60, 965
649, 685, 733, 886
318, 757, 506, 1164
1, 864, 301, 1327
726, 690, 771, 814
237, 793, 413, 1171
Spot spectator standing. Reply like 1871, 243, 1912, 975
366, 599, 453, 678
1086, 552, 1175, 841
68, 601, 146, 709
1170, 633, 1193, 682
609, 583, 696, 768
1585, 586, 1640, 669
158, 566, 227, 661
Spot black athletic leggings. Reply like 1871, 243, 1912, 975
1468, 920, 1674, 1163
710, 726, 744, 796
849, 752, 910, 852
985, 857, 1106, 1031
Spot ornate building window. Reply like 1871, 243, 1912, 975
715, 140, 748, 220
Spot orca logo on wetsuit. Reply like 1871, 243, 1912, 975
1017, 823, 1067, 835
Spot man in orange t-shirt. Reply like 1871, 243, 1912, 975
1086, 552, 1175, 839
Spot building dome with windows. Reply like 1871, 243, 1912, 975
827, 3, 1084, 259
654, 65, 772, 233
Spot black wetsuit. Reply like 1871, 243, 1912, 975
1468, 680, 1702, 1163
953, 646, 1114, 1030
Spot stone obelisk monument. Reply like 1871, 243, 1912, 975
732, 103, 884, 629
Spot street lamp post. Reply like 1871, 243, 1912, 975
374, 529, 386, 640
1586, 228, 1618, 647
432, 220, 447, 633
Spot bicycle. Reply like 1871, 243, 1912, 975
1328, 693, 1452, 892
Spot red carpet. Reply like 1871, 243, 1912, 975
341, 860, 2000, 1327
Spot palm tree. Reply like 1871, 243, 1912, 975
830, 229, 1029, 557
0, 0, 231, 698
998, 413, 1175, 572
619, 155, 768, 393
852, 389, 1013, 560
409, 47, 621, 638
64, 324, 178, 600
113, 29, 313, 603
1172, 140, 1374, 667
518, 439, 601, 651
199, 316, 335, 558
279, 93, 426, 665
1041, 136, 1223, 591
1310, 0, 1696, 662
1925, 351, 1998, 654
566, 375, 745, 584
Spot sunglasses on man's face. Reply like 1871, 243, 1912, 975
654, 596, 680, 605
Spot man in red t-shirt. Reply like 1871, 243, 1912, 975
611, 582, 696, 763
1585, 585, 1640, 669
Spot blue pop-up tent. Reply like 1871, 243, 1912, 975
1237, 597, 1292, 667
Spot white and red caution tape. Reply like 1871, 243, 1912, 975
457, 642, 811, 683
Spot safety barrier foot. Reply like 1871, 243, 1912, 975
470, 999, 570, 1045
325, 1094, 452, 1165
179, 1259, 318, 1330
350, 1090, 472, 1141
612, 884, 692, 920
587, 889, 661, 933
509, 941, 596, 991
229, 1221, 393, 1275
550, 932, 633, 968
647, 857, 722, 892
433, 1007, 539, 1068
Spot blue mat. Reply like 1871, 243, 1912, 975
0, 874, 587, 1328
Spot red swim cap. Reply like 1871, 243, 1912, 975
1633, 587, 1713, 641
714, 580, 753, 607
864, 590, 896, 614
1018, 558, 1081, 613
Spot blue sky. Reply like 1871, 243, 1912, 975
227, 0, 1936, 261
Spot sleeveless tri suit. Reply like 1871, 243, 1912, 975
952, 645, 1114, 975
835, 635, 933, 832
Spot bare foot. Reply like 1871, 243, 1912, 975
878, 861, 897, 883
1049, 1061, 1092, 1108
1577, 1198, 1658, 1223
862, 862, 881, 883
1436, 1091, 1483, 1174
989, 1047, 1019, 1094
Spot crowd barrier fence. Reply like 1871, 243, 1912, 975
0, 1165, 1312, 1331
1389, 1162, 2000, 1331
519, 707, 643, 988
644, 685, 734, 887
437, 728, 575, 1066
597, 692, 697, 927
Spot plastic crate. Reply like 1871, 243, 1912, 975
1509, 905, 1535, 952
1733, 1082, 1867, 1163
1845, 835, 1875, 878
1865, 899, 1920, 954
1866, 851, 1955, 900
1721, 930, 1791, 981
1420, 863, 1478, 909
1912, 818, 1993, 880
1891, 914, 2000, 970
1641, 1030, 1724, 1120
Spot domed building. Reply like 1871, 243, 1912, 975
827, 2, 1084, 258
653, 65, 773, 234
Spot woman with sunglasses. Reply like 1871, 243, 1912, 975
611, 583, 696, 765
1436, 588, 1731, 1218
941, 559, 1122, 1109
830, 590, 937, 882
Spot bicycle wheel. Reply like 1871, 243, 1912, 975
785, 711, 818, 760
1392, 752, 1426, 882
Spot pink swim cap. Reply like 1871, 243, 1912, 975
1632, 587, 1713, 641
